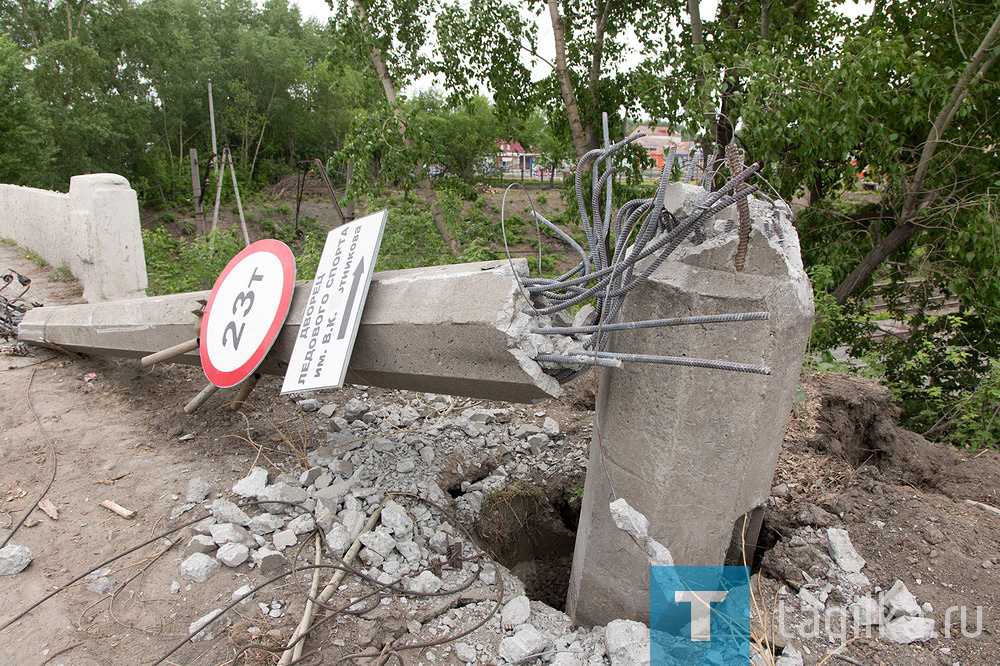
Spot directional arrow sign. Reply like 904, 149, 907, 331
281, 211, 386, 393
338, 257, 364, 340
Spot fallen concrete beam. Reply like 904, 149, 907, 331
19, 259, 561, 403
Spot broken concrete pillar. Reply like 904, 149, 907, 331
565, 186, 813, 626
19, 259, 561, 403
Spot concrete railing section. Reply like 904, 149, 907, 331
0, 174, 147, 302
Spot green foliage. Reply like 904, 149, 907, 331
433, 176, 477, 201
0, 36, 53, 187
340, 103, 423, 201
501, 214, 525, 245
142, 226, 245, 295
373, 200, 452, 271
944, 359, 1000, 450
0, 0, 382, 200
410, 91, 498, 182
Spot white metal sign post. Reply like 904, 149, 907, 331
281, 210, 386, 394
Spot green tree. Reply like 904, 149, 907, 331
0, 35, 53, 186
411, 91, 498, 181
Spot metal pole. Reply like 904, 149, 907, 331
210, 148, 226, 234
227, 149, 251, 247
208, 80, 218, 175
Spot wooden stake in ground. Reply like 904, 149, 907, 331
190, 149, 204, 234
210, 149, 226, 235
208, 147, 250, 247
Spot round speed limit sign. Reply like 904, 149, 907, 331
200, 239, 296, 388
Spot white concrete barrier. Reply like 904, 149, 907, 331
0, 173, 147, 302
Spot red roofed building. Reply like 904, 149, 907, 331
496, 141, 540, 174
628, 125, 696, 169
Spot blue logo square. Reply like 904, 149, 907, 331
650, 566, 762, 664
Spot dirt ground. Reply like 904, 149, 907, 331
1, 242, 998, 666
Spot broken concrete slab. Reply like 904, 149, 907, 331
211, 499, 251, 526
604, 619, 651, 666
252, 546, 285, 573
232, 467, 268, 498
186, 478, 212, 503
19, 260, 561, 402
499, 625, 549, 663
189, 608, 229, 642
885, 580, 922, 618
883, 616, 936, 644
216, 543, 250, 567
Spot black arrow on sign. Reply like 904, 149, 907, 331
338, 256, 365, 340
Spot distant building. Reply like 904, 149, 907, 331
628, 125, 698, 172
496, 141, 539, 174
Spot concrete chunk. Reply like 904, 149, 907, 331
186, 478, 212, 503
181, 552, 221, 583
380, 500, 412, 537
252, 546, 285, 573
189, 608, 229, 642
827, 527, 866, 573
885, 580, 922, 618
232, 467, 268, 498
248, 513, 285, 535
604, 619, 651, 666
216, 543, 250, 567
499, 625, 549, 664
211, 499, 251, 526
408, 570, 443, 594
210, 523, 251, 546
0, 545, 34, 575
883, 616, 936, 643
184, 535, 217, 556
501, 595, 531, 629
325, 523, 353, 557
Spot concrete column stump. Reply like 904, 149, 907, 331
69, 173, 147, 302
566, 186, 813, 626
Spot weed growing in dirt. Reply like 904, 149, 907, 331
23, 248, 46, 267
482, 480, 546, 513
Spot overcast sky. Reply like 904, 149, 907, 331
291, 1, 873, 95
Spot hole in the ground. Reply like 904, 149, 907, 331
438, 455, 498, 499
724, 506, 782, 574
474, 480, 581, 611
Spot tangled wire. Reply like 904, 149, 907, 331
1, 269, 32, 342
503, 133, 775, 383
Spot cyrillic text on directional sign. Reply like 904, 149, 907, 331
281, 211, 386, 393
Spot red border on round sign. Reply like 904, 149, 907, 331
200, 239, 296, 388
